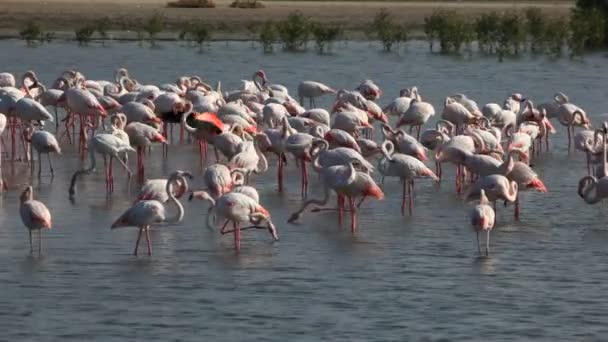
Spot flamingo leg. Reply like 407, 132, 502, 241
109, 156, 114, 193
277, 153, 284, 192
349, 196, 357, 233
48, 153, 54, 176
37, 152, 42, 177
198, 140, 204, 170
233, 221, 241, 251
401, 180, 406, 215
29, 230, 33, 254
514, 195, 520, 221
476, 231, 481, 255
38, 229, 42, 255
300, 158, 306, 198
357, 195, 367, 208
103, 155, 109, 192
485, 230, 490, 256
134, 227, 143, 256
145, 226, 152, 256
408, 180, 414, 215
567, 125, 572, 150
337, 194, 344, 224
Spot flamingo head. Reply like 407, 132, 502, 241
150, 132, 167, 144
255, 70, 267, 85
364, 184, 385, 200
527, 178, 548, 193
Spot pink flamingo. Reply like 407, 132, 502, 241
190, 191, 278, 251
111, 171, 187, 256
297, 81, 336, 108
19, 185, 52, 255
255, 116, 291, 192
285, 132, 316, 197
24, 127, 61, 177
356, 80, 382, 100
465, 174, 519, 219
470, 189, 495, 256
125, 122, 167, 179
69, 133, 134, 198
288, 158, 384, 232
0, 113, 6, 191
137, 172, 192, 203
378, 141, 438, 215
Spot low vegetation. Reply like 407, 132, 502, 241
276, 11, 310, 51
19, 21, 43, 46
230, 0, 264, 8
258, 21, 276, 53
371, 9, 408, 52
167, 0, 216, 8
310, 22, 342, 54
75, 25, 96, 46
180, 21, 212, 52
143, 12, 165, 46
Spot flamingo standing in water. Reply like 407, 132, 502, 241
136, 172, 192, 203
190, 190, 278, 251
0, 113, 6, 191
378, 141, 438, 215
20, 185, 52, 255
470, 189, 495, 256
465, 174, 519, 219
297, 81, 336, 108
284, 132, 316, 197
69, 133, 134, 198
111, 171, 189, 256
579, 124, 608, 204
288, 158, 384, 232
24, 127, 62, 177
125, 122, 167, 179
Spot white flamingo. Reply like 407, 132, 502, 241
111, 171, 187, 256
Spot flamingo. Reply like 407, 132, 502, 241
579, 124, 608, 204
311, 139, 374, 172
59, 85, 107, 156
20, 185, 52, 255
285, 132, 316, 197
505, 158, 548, 219
538, 92, 569, 119
288, 158, 383, 232
300, 108, 330, 126
383, 87, 418, 117
191, 163, 243, 199
125, 122, 167, 179
181, 109, 224, 167
465, 175, 519, 218
190, 190, 278, 251
470, 189, 495, 256
255, 117, 291, 192
69, 133, 134, 198
25, 127, 61, 176
297, 81, 336, 108
378, 141, 438, 215
558, 104, 590, 149
0, 72, 15, 87
0, 113, 6, 191
356, 80, 382, 100
395, 98, 435, 139
325, 128, 361, 152
111, 171, 188, 256
137, 171, 192, 203
227, 140, 268, 182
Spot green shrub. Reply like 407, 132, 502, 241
372, 9, 408, 52
229, 0, 264, 8
475, 12, 500, 54
424, 10, 443, 52
96, 17, 112, 43
544, 18, 568, 56
569, 8, 606, 55
259, 21, 276, 53
181, 21, 212, 52
525, 7, 546, 53
167, 0, 216, 8
19, 21, 42, 46
311, 22, 342, 54
75, 25, 96, 45
496, 11, 526, 60
143, 12, 165, 45
276, 11, 310, 51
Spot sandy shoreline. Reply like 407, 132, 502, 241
0, 0, 573, 40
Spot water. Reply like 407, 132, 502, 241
1, 40, 608, 341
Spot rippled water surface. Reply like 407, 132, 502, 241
1, 40, 608, 341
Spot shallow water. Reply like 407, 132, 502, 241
1, 40, 608, 341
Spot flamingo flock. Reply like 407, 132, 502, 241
0, 68, 602, 257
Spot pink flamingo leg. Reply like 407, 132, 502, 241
233, 221, 240, 251
144, 226, 152, 256
401, 180, 406, 215
277, 154, 284, 192
134, 227, 143, 256
349, 196, 357, 233
109, 157, 114, 193
302, 158, 309, 197
514, 195, 520, 220
337, 194, 344, 224
408, 180, 414, 215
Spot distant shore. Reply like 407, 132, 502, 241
0, 0, 573, 40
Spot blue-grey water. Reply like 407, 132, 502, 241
1, 40, 608, 341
